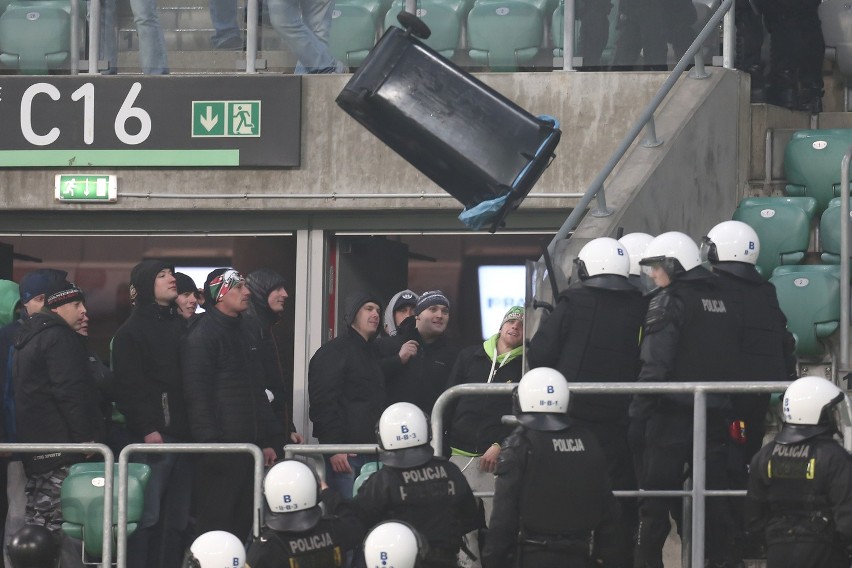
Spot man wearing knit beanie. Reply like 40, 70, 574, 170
383, 289, 419, 336
12, 278, 102, 553
308, 291, 385, 498
244, 268, 304, 444
376, 289, 459, 415
173, 272, 201, 323
112, 260, 192, 568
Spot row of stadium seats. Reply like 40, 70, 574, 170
0, 0, 82, 74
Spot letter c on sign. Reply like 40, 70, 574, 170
21, 83, 61, 146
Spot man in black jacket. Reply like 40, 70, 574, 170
112, 259, 192, 568
182, 268, 285, 540
376, 290, 458, 415
13, 280, 102, 537
308, 292, 386, 499
244, 268, 303, 444
745, 376, 852, 568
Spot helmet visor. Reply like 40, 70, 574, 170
639, 257, 674, 295
699, 236, 717, 264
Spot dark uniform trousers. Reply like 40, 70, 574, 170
746, 433, 852, 568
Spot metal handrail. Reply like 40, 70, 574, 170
431, 381, 791, 568
840, 146, 851, 372
547, 0, 735, 257
0, 443, 113, 567
115, 443, 264, 568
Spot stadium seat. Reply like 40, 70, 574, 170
783, 129, 852, 214
353, 460, 382, 497
0, 0, 80, 74
732, 196, 818, 277
467, 0, 543, 70
819, 197, 851, 264
330, 0, 382, 67
385, 0, 464, 58
820, 0, 852, 79
769, 265, 841, 360
61, 462, 151, 561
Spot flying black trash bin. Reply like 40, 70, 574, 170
336, 12, 561, 233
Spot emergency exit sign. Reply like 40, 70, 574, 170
54, 174, 117, 202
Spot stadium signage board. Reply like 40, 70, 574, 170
0, 76, 300, 167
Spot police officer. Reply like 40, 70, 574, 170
701, 221, 797, 468
352, 402, 481, 567
745, 376, 852, 568
527, 237, 645, 566
8, 524, 59, 568
245, 459, 364, 567
630, 231, 743, 568
482, 368, 620, 568
363, 521, 428, 568
182, 531, 246, 568
618, 232, 654, 290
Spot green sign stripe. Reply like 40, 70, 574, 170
0, 150, 240, 167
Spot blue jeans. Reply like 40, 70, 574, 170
209, 0, 243, 48
266, 0, 339, 73
95, 0, 168, 73
324, 454, 373, 500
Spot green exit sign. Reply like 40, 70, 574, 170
54, 175, 117, 203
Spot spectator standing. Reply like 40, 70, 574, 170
377, 290, 458, 415
244, 268, 303, 444
112, 260, 193, 568
182, 268, 284, 540
173, 272, 201, 326
482, 369, 621, 568
527, 237, 645, 566
630, 232, 742, 568
0, 269, 66, 567
266, 0, 347, 73
353, 403, 481, 566
308, 292, 386, 499
100, 0, 168, 73
444, 306, 524, 523
12, 280, 102, 563
382, 289, 418, 337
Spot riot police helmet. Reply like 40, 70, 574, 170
513, 367, 571, 431
263, 460, 323, 532
701, 220, 762, 281
181, 531, 245, 568
573, 237, 634, 291
376, 402, 434, 468
8, 524, 59, 568
639, 231, 703, 293
618, 232, 654, 277
363, 521, 428, 568
776, 376, 847, 444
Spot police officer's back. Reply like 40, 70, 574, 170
482, 368, 621, 568
746, 376, 852, 568
245, 460, 365, 568
352, 403, 481, 567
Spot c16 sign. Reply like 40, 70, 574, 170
0, 76, 301, 168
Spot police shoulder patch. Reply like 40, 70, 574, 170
644, 289, 672, 332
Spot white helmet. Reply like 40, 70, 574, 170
514, 368, 571, 431
182, 531, 245, 568
618, 232, 654, 277
262, 460, 322, 532
574, 238, 633, 290
377, 402, 434, 468
777, 376, 846, 444
639, 232, 702, 292
363, 521, 427, 568
702, 220, 760, 265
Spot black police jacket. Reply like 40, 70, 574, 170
112, 302, 190, 440
13, 312, 104, 474
527, 283, 645, 423
352, 455, 481, 560
746, 432, 852, 548
482, 423, 621, 568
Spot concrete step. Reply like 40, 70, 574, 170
116, 48, 297, 72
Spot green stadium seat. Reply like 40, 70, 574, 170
818, 197, 851, 264
783, 129, 852, 214
61, 462, 151, 561
467, 0, 543, 70
385, 0, 464, 58
330, 1, 382, 67
0, 0, 77, 74
769, 266, 841, 360
732, 196, 818, 278
353, 460, 382, 497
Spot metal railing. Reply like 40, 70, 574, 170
115, 443, 264, 568
840, 146, 851, 373
430, 381, 793, 568
546, 0, 735, 257
0, 443, 113, 568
